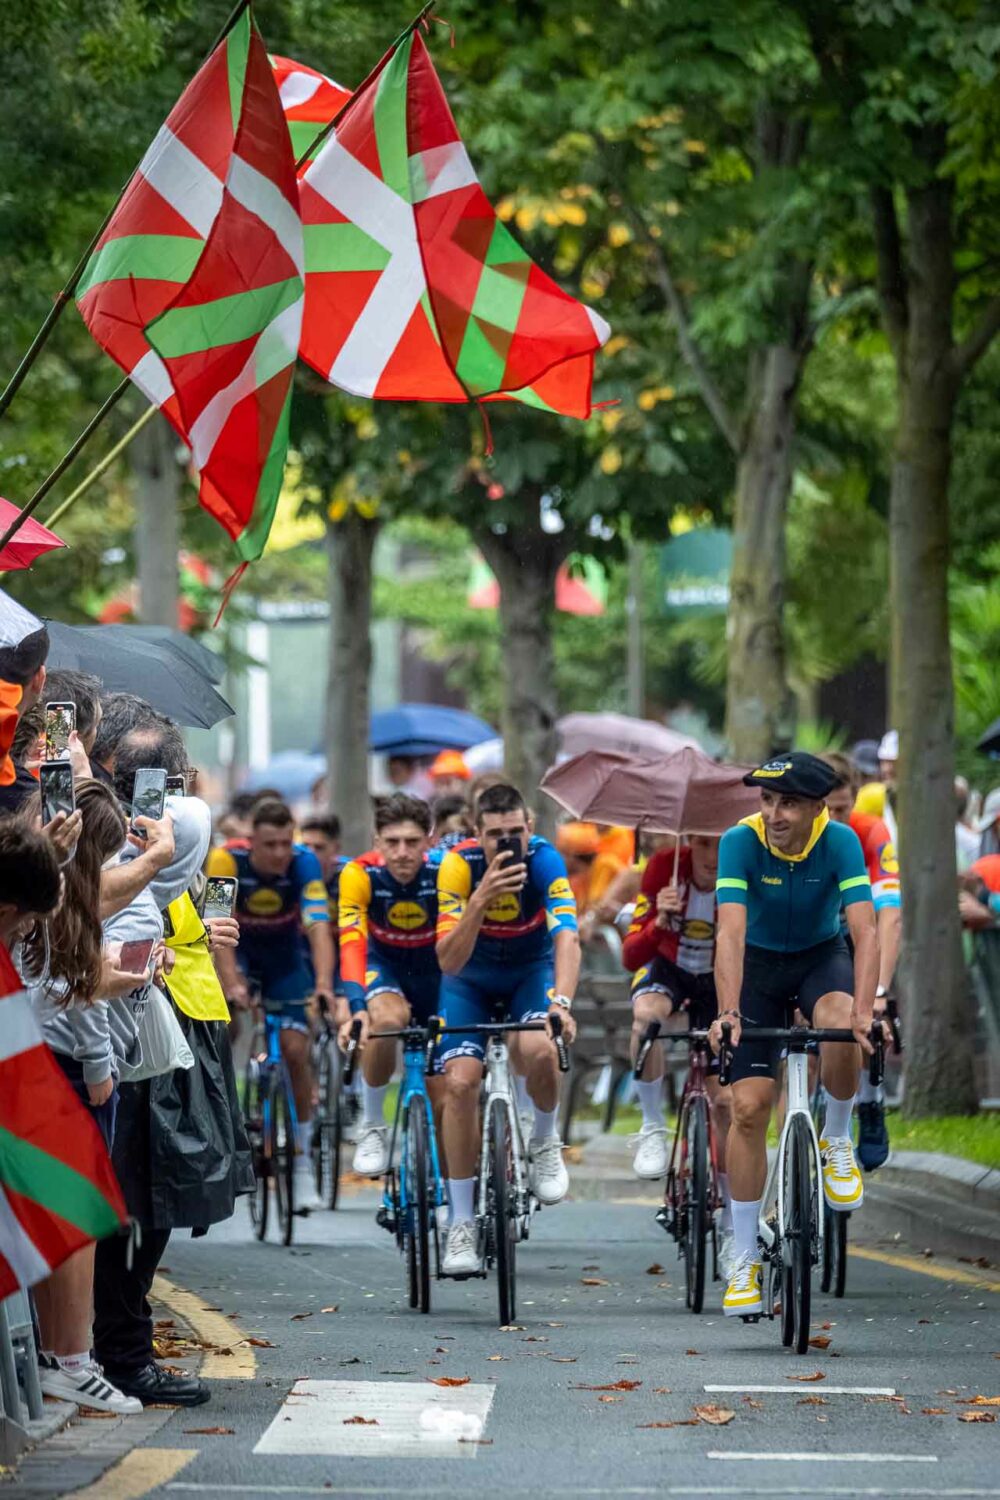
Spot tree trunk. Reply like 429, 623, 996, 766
474, 498, 566, 837
886, 176, 977, 1115
325, 509, 379, 856
132, 413, 180, 627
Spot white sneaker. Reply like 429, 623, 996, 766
723, 1251, 763, 1317
352, 1124, 390, 1177
820, 1135, 864, 1210
529, 1137, 569, 1205
442, 1219, 480, 1275
630, 1124, 669, 1179
295, 1158, 324, 1212
39, 1360, 143, 1414
717, 1226, 737, 1282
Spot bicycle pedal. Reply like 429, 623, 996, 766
740, 1314, 761, 1324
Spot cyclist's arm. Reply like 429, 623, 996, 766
844, 899, 878, 1028
875, 905, 901, 995
714, 902, 747, 1017
867, 827, 901, 995
537, 847, 581, 1001
213, 941, 246, 1004
337, 861, 372, 1014
621, 851, 669, 971
298, 854, 334, 994
435, 849, 481, 975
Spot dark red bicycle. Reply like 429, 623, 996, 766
634, 1020, 723, 1314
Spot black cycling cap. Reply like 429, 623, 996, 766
742, 750, 840, 800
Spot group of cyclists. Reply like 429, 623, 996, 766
208, 742, 901, 1321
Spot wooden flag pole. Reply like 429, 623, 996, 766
0, 379, 130, 554
0, 0, 252, 423
43, 404, 158, 532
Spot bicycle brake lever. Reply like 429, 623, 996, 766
868, 1020, 885, 1087
633, 1019, 662, 1081
886, 995, 903, 1054
549, 1010, 570, 1073
718, 1021, 733, 1087
343, 1017, 363, 1086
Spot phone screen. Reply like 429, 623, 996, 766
45, 702, 76, 761
165, 774, 186, 796
131, 768, 167, 827
118, 938, 155, 975
40, 762, 75, 823
203, 877, 238, 922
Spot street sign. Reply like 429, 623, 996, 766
659, 526, 731, 615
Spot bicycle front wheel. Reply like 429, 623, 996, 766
683, 1096, 709, 1314
823, 1201, 848, 1298
404, 1104, 431, 1314
248, 1056, 269, 1240
272, 1074, 296, 1247
781, 1115, 817, 1354
314, 1041, 343, 1210
487, 1098, 517, 1327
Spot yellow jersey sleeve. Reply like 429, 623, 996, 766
337, 861, 372, 995
205, 846, 238, 879
436, 849, 472, 938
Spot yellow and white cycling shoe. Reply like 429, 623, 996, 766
820, 1135, 864, 1210
723, 1252, 763, 1317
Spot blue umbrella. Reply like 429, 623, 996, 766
242, 752, 326, 802
369, 703, 496, 758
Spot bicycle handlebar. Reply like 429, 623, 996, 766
548, 1010, 570, 1073
342, 1017, 363, 1086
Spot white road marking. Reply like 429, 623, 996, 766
252, 1379, 495, 1459
704, 1384, 896, 1395
167, 1487, 1000, 1498
707, 1452, 939, 1464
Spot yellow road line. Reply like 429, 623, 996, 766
850, 1244, 1000, 1291
67, 1448, 195, 1500
152, 1275, 256, 1380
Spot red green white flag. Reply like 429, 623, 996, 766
296, 29, 609, 417
270, 54, 351, 171
0, 949, 127, 1297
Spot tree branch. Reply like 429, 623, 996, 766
870, 185, 909, 359
622, 201, 740, 455
951, 295, 1000, 380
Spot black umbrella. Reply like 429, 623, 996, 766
94, 624, 227, 685
978, 717, 1000, 756
45, 621, 234, 729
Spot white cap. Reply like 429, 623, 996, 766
977, 786, 1000, 832
877, 729, 898, 762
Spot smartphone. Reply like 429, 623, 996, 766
496, 834, 525, 866
203, 876, 238, 922
165, 775, 187, 796
45, 702, 76, 761
131, 767, 168, 832
40, 761, 74, 823
118, 937, 155, 976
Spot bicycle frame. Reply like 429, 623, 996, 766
385, 1034, 446, 1227
664, 1036, 722, 1218
476, 1034, 532, 1232
758, 1047, 823, 1270
257, 1009, 301, 1142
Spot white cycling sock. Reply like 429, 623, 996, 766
823, 1093, 855, 1141
514, 1073, 532, 1113
447, 1177, 476, 1224
361, 1081, 389, 1128
717, 1171, 733, 1231
56, 1351, 91, 1374
856, 1071, 883, 1105
731, 1198, 762, 1264
635, 1078, 663, 1130
295, 1118, 313, 1157
532, 1105, 559, 1141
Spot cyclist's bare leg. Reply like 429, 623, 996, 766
427, 1072, 448, 1178
508, 1030, 559, 1113
279, 1026, 314, 1130
706, 1075, 731, 1173
630, 992, 674, 1078
361, 992, 408, 1124
814, 989, 861, 1138
440, 1055, 483, 1180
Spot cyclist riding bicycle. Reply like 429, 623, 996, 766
621, 834, 735, 1272
708, 752, 878, 1318
208, 797, 335, 1214
435, 783, 580, 1276
337, 793, 441, 1177
823, 752, 901, 1170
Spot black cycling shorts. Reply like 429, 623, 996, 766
729, 935, 854, 1085
630, 956, 718, 1032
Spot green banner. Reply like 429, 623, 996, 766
658, 527, 731, 616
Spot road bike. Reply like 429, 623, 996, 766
375, 1019, 447, 1314
438, 1009, 569, 1326
310, 1001, 361, 1210
244, 1002, 299, 1246
719, 1019, 885, 1354
635, 1020, 723, 1314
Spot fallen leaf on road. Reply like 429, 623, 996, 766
521, 1336, 548, 1343
487, 1356, 507, 1362
499, 1325, 525, 1332
808, 1336, 832, 1350
245, 1337, 275, 1349
434, 1346, 449, 1354
581, 1278, 609, 1287
693, 1404, 734, 1426
572, 1380, 642, 1392
637, 1422, 676, 1429
598, 1395, 623, 1403
290, 1313, 313, 1322
958, 1411, 996, 1423
343, 1416, 378, 1426
939, 1389, 959, 1395
917, 1318, 931, 1324
684, 1349, 701, 1357
645, 1263, 664, 1275
798, 1397, 828, 1406
547, 1322, 565, 1328
653, 1386, 671, 1394
786, 1371, 825, 1383
183, 1427, 234, 1436
545, 1356, 577, 1363
321, 1306, 338, 1314
742, 1396, 763, 1409
429, 1376, 470, 1387
921, 1408, 948, 1415
76, 1410, 117, 1420
958, 1395, 1000, 1406
582, 1264, 600, 1270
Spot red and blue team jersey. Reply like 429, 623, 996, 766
849, 811, 901, 912
338, 853, 440, 1016
436, 835, 578, 969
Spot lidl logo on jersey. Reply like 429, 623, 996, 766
246, 888, 284, 916
632, 894, 650, 922
880, 843, 899, 875
548, 877, 573, 901
303, 880, 328, 901
485, 893, 521, 923
388, 901, 429, 930
683, 918, 714, 941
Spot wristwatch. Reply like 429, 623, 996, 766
875, 984, 888, 999
548, 990, 573, 1012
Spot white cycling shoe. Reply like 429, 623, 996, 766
630, 1124, 669, 1179
442, 1220, 481, 1275
529, 1137, 569, 1205
352, 1124, 390, 1177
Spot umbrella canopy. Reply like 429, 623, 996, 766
977, 718, 1000, 756
369, 703, 496, 758
45, 621, 234, 729
242, 752, 326, 802
557, 711, 699, 760
0, 498, 66, 572
540, 746, 760, 837
74, 624, 226, 685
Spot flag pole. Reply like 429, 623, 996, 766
294, 0, 437, 171
0, 0, 252, 423
0, 379, 130, 554
43, 404, 159, 532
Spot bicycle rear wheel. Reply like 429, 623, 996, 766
272, 1074, 296, 1247
404, 1104, 431, 1314
822, 1202, 848, 1298
487, 1098, 517, 1327
683, 1097, 709, 1314
248, 1062, 269, 1240
781, 1115, 816, 1354
314, 1040, 343, 1210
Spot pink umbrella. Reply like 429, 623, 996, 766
0, 499, 66, 572
558, 711, 699, 759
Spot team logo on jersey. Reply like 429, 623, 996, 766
761, 875, 783, 887
879, 843, 899, 875
246, 888, 283, 916
485, 893, 521, 923
548, 877, 573, 901
683, 918, 714, 941
365, 969, 379, 987
303, 880, 327, 901
388, 901, 429, 930
632, 894, 650, 922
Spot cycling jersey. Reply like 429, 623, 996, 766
435, 835, 578, 966
716, 809, 871, 952
622, 846, 716, 975
338, 853, 440, 1018
848, 811, 900, 913
206, 843, 329, 1002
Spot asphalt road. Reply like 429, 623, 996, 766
44, 1177, 998, 1500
